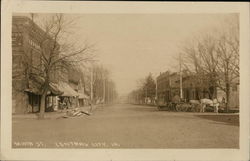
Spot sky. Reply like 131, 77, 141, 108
14, 13, 229, 95
72, 14, 227, 95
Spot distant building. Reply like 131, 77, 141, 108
157, 71, 171, 103
156, 71, 195, 103
156, 70, 239, 108
68, 69, 89, 107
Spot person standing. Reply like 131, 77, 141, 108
89, 101, 93, 113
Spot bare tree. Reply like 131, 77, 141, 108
216, 15, 239, 112
16, 13, 95, 118
181, 14, 239, 111
181, 35, 219, 99
90, 64, 118, 104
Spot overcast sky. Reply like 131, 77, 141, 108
14, 13, 228, 95
73, 14, 228, 95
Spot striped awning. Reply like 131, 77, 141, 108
58, 82, 79, 97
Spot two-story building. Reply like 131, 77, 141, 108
156, 70, 239, 108
12, 16, 64, 113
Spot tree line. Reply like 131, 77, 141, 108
128, 73, 156, 105
80, 64, 118, 104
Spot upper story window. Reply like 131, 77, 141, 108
28, 39, 40, 50
12, 32, 23, 46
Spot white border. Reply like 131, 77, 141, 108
1, 1, 249, 160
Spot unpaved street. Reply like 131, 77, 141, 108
12, 104, 239, 148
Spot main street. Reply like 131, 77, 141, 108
12, 104, 239, 148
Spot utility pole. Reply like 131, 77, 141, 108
155, 77, 158, 98
107, 80, 109, 104
155, 76, 158, 105
90, 66, 93, 103
179, 53, 183, 100
103, 76, 105, 104
169, 78, 172, 101
110, 85, 113, 103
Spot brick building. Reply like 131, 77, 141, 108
12, 16, 91, 114
156, 70, 239, 108
12, 16, 62, 114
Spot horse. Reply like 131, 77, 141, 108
200, 98, 219, 113
189, 99, 220, 113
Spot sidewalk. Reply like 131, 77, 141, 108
12, 104, 100, 119
12, 111, 66, 119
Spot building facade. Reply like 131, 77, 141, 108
12, 16, 92, 114
156, 70, 239, 108
12, 16, 62, 114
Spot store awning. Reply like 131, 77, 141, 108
58, 82, 79, 97
49, 82, 64, 96
24, 79, 63, 96
78, 93, 89, 99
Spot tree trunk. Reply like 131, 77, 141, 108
225, 61, 230, 113
39, 83, 49, 119
225, 83, 230, 113
39, 93, 46, 119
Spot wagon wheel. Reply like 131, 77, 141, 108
176, 104, 182, 112
166, 103, 171, 111
157, 106, 163, 111
182, 104, 189, 112
185, 104, 191, 112
182, 105, 188, 112
166, 103, 170, 111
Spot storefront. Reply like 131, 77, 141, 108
25, 81, 63, 113
78, 93, 89, 107
57, 82, 79, 109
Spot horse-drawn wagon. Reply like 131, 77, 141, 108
157, 95, 198, 112
157, 96, 222, 113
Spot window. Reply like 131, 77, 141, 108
28, 39, 40, 50
12, 32, 23, 46
13, 55, 22, 68
232, 85, 237, 91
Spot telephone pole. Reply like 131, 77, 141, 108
107, 80, 109, 104
90, 66, 93, 103
155, 77, 158, 105
103, 78, 106, 104
179, 53, 183, 99
155, 78, 158, 99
